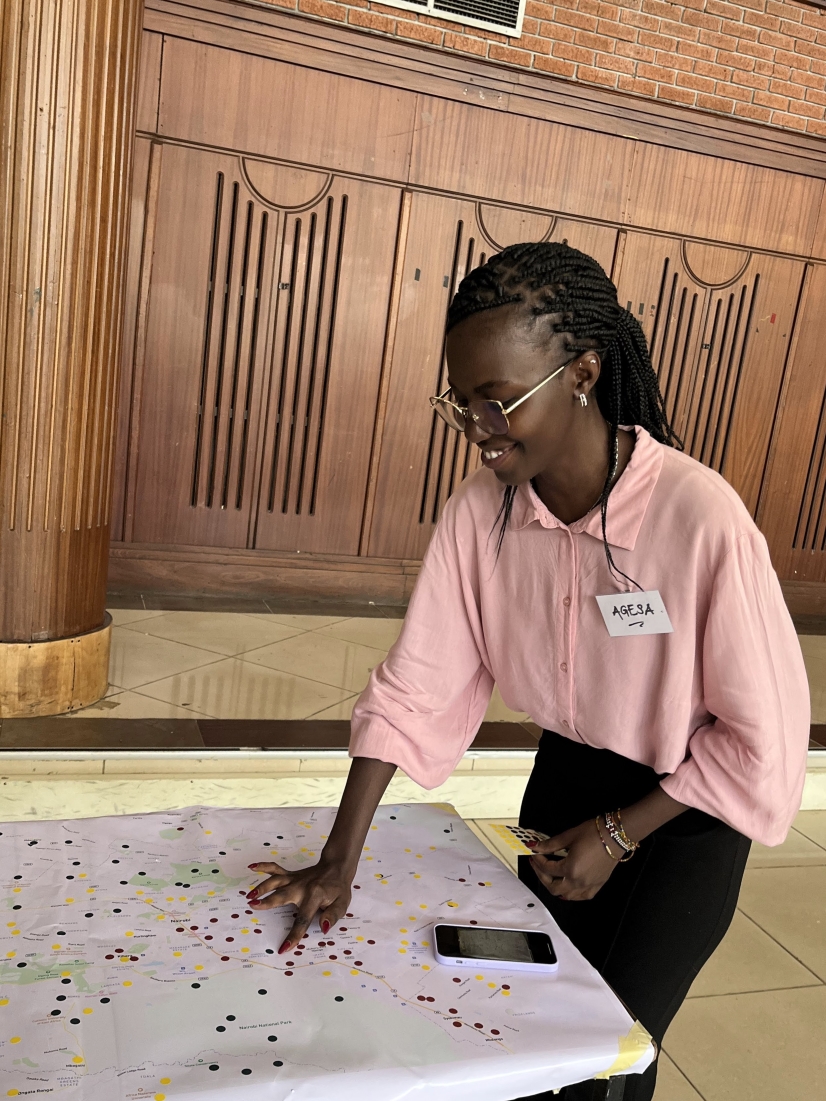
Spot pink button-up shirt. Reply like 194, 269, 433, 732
350, 427, 810, 846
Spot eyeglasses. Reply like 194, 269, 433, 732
429, 358, 573, 436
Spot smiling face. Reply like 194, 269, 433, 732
445, 302, 602, 487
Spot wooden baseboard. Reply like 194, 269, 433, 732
108, 542, 422, 603
780, 581, 826, 616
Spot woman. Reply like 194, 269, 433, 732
248, 243, 809, 1100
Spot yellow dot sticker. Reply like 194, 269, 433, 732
160, 1079, 171, 1085
122, 981, 132, 987
8, 1089, 20, 1096
72, 1057, 83, 1064
0, 999, 8, 1006
83, 1008, 93, 1015
65, 898, 74, 904
322, 971, 331, 977
9, 1037, 21, 1044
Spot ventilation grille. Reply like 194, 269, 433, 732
266, 195, 347, 517
191, 173, 269, 510
376, 0, 525, 36
643, 258, 758, 475
794, 386, 826, 551
419, 223, 485, 526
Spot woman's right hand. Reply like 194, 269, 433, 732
247, 857, 356, 953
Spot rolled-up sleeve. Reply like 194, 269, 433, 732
349, 497, 493, 787
660, 532, 810, 846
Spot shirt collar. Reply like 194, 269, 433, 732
510, 426, 664, 551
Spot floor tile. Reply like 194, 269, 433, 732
791, 810, 826, 849
107, 608, 168, 626
652, 1052, 703, 1101
253, 613, 345, 630
61, 691, 211, 720
686, 911, 820, 998
198, 719, 352, 748
737, 865, 826, 981
241, 632, 387, 693
304, 695, 359, 720
662, 985, 826, 1101
798, 635, 826, 723
137, 658, 352, 719
263, 596, 406, 619
119, 610, 302, 656
108, 626, 220, 690
318, 616, 405, 651
0, 718, 204, 749
747, 825, 826, 867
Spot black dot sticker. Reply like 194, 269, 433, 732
100, 998, 110, 1004
191, 869, 199, 874
191, 983, 201, 989
268, 1035, 277, 1042
209, 1064, 219, 1071
16, 963, 26, 969
85, 913, 93, 918
257, 989, 267, 995
226, 1015, 236, 1021
61, 978, 70, 984
56, 996, 66, 1002
70, 1018, 80, 1024
273, 1060, 283, 1067
51, 1009, 61, 1016
335, 996, 344, 1002
13, 875, 21, 880
215, 1025, 226, 1033
241, 1069, 252, 1075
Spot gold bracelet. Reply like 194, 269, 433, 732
594, 816, 621, 862
603, 809, 638, 861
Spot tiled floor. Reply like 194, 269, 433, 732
470, 812, 826, 1101
67, 608, 530, 723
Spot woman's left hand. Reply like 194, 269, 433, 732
528, 819, 619, 901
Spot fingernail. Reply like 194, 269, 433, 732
278, 940, 291, 955
246, 889, 258, 899
249, 899, 261, 906
248, 863, 258, 870
320, 920, 330, 934
525, 840, 538, 848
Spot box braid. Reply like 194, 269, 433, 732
446, 241, 682, 588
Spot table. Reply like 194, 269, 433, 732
0, 803, 654, 1099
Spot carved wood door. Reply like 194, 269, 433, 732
366, 192, 618, 560
125, 144, 401, 553
614, 232, 805, 517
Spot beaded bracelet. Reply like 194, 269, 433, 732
603, 809, 639, 860
594, 816, 624, 862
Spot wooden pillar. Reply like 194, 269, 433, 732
0, 0, 143, 716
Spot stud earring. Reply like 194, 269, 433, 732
579, 393, 588, 408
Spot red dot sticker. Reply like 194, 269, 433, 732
453, 1021, 462, 1027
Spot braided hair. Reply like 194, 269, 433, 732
446, 241, 682, 588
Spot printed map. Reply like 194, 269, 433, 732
0, 804, 653, 1100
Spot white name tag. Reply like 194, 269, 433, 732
596, 590, 673, 637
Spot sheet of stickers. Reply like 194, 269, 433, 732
0, 803, 653, 1100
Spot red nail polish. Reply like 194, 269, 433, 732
248, 863, 258, 870
247, 889, 258, 899
249, 899, 261, 906
320, 920, 330, 934
278, 940, 291, 955
525, 840, 538, 848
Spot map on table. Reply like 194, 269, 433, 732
0, 804, 654, 1100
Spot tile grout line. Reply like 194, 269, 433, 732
685, 980, 824, 1000
735, 907, 826, 986
659, 1047, 711, 1101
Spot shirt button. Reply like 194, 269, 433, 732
563, 597, 571, 607
560, 662, 568, 672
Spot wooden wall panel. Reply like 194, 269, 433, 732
253, 177, 401, 555
157, 37, 417, 182
626, 143, 824, 257
409, 96, 635, 224
129, 145, 278, 546
136, 30, 162, 133
615, 234, 804, 515
110, 1, 826, 592
758, 265, 826, 582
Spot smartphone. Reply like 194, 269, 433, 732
433, 923, 558, 973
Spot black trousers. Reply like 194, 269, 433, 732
512, 731, 751, 1101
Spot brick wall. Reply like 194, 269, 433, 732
262, 0, 826, 136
